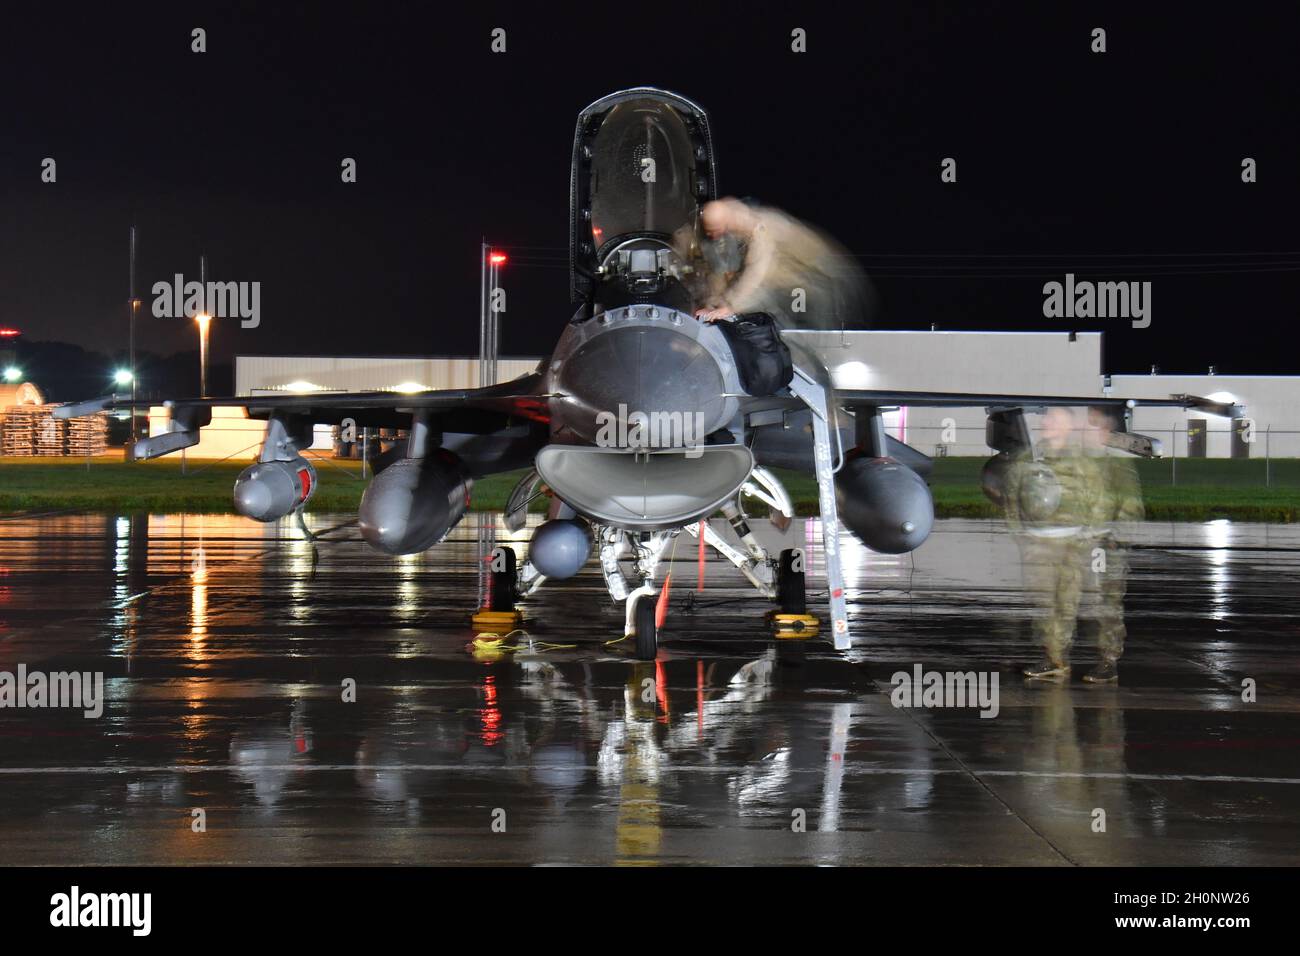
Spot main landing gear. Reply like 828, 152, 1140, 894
770, 546, 818, 638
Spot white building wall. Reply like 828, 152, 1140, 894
1113, 375, 1300, 458
235, 355, 541, 396
225, 342, 1300, 461
793, 330, 1105, 456
792, 332, 1300, 458
147, 404, 275, 460
151, 357, 540, 460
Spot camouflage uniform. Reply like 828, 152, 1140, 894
1004, 444, 1102, 666
1089, 453, 1144, 662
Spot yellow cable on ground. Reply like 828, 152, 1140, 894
471, 629, 577, 653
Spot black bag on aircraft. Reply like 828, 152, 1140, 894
715, 312, 794, 396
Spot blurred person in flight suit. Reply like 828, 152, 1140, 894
1003, 406, 1102, 680
683, 198, 874, 330
1080, 406, 1145, 683
670, 216, 729, 314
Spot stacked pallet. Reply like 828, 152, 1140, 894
2, 405, 111, 456
66, 412, 108, 456
1, 404, 42, 455
36, 412, 67, 455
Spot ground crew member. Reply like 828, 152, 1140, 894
1082, 406, 1145, 683
1004, 407, 1102, 680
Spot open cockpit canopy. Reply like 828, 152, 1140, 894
570, 88, 717, 304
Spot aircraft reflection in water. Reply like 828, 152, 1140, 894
218, 653, 1136, 865
57, 87, 1237, 659
4, 511, 1283, 864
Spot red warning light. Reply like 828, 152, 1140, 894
488, 252, 508, 265
0, 329, 20, 338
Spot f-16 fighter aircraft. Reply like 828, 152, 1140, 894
56, 88, 1241, 660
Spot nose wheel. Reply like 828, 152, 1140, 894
632, 593, 658, 660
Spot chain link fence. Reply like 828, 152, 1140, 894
905, 424, 1300, 488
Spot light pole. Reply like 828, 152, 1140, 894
197, 255, 211, 397
479, 241, 488, 387
479, 244, 507, 387
196, 312, 211, 398
128, 226, 139, 446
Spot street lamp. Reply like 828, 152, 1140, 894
113, 368, 134, 388
479, 245, 507, 387
2, 366, 20, 383
195, 312, 212, 398
129, 296, 141, 444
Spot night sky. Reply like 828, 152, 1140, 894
3, 1, 1299, 398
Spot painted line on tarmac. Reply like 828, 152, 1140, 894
0, 764, 1296, 785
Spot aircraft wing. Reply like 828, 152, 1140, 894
55, 373, 550, 424
53, 372, 552, 459
833, 389, 1243, 418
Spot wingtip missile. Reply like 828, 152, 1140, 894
132, 430, 201, 460
52, 397, 114, 419
1176, 394, 1246, 419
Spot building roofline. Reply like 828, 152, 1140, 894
234, 353, 544, 361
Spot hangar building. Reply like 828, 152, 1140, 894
148, 332, 1297, 461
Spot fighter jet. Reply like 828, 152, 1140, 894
56, 87, 1241, 659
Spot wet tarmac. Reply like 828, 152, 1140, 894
0, 510, 1298, 865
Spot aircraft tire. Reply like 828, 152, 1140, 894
634, 595, 658, 661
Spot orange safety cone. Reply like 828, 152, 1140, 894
655, 571, 673, 629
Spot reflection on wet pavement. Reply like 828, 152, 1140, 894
0, 512, 1297, 865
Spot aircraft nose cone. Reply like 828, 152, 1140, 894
555, 325, 728, 447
